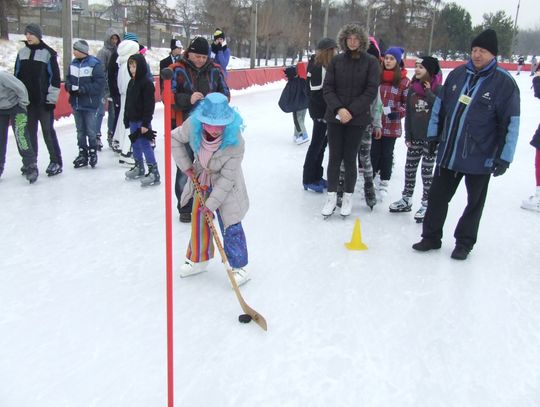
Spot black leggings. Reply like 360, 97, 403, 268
326, 123, 365, 193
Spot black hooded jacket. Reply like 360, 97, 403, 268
124, 54, 155, 129
323, 24, 380, 126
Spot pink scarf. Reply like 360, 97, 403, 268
197, 133, 223, 187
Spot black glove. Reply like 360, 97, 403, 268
492, 158, 510, 177
128, 128, 141, 143
44, 103, 55, 111
387, 111, 399, 120
427, 140, 439, 155
142, 129, 157, 141
211, 42, 222, 54
69, 90, 80, 97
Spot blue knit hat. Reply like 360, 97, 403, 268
123, 32, 139, 43
384, 47, 405, 66
192, 93, 234, 125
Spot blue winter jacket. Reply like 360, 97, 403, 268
427, 59, 520, 174
65, 55, 106, 111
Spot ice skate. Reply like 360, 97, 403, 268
340, 192, 353, 217
414, 201, 428, 223
232, 267, 250, 287
521, 194, 540, 212
125, 160, 145, 180
45, 162, 62, 176
295, 133, 309, 145
389, 196, 412, 213
25, 163, 38, 184
96, 134, 103, 151
364, 180, 376, 210
321, 192, 337, 219
119, 152, 135, 166
140, 164, 161, 187
88, 148, 98, 168
378, 180, 389, 201
179, 259, 208, 278
73, 148, 88, 168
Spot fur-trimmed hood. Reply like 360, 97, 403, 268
337, 23, 368, 53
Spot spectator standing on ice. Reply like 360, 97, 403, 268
14, 23, 63, 176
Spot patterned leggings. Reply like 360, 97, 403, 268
357, 127, 374, 182
186, 188, 248, 268
402, 139, 436, 202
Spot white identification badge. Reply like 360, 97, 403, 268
459, 94, 472, 105
383, 106, 392, 115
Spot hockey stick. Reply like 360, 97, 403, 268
190, 175, 268, 331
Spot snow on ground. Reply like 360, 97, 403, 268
0, 34, 288, 73
0, 70, 539, 406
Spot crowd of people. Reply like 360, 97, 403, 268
0, 22, 538, 274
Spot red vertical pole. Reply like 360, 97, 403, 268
162, 69, 174, 407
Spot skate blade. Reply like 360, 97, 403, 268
389, 208, 412, 213
179, 269, 208, 278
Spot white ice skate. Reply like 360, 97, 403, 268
231, 267, 250, 287
521, 194, 540, 212
179, 259, 208, 278
340, 193, 353, 217
321, 192, 337, 218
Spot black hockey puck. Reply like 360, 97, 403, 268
238, 314, 252, 323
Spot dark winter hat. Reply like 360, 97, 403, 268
213, 28, 225, 41
188, 37, 209, 55
170, 39, 183, 51
316, 37, 337, 51
24, 23, 43, 40
384, 47, 405, 66
417, 56, 440, 77
73, 39, 89, 55
367, 37, 381, 60
123, 32, 139, 43
471, 29, 498, 56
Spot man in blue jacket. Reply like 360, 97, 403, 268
412, 29, 520, 260
65, 40, 106, 169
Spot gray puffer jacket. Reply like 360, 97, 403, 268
172, 118, 249, 229
323, 23, 380, 126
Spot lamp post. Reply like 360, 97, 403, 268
61, 0, 72, 80
250, 1, 257, 69
427, 0, 440, 56
323, 0, 329, 37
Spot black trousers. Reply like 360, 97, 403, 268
0, 106, 37, 169
26, 104, 62, 165
175, 143, 194, 214
302, 119, 327, 184
422, 166, 491, 250
326, 122, 365, 193
371, 136, 397, 181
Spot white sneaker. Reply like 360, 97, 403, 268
321, 192, 337, 216
232, 267, 250, 287
521, 195, 540, 212
179, 259, 208, 278
340, 192, 353, 216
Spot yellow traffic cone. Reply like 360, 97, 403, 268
345, 218, 368, 250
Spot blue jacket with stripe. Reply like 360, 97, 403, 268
427, 59, 520, 174
65, 55, 105, 111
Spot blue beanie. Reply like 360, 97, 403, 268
123, 32, 139, 43
384, 47, 405, 66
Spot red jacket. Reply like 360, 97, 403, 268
379, 68, 409, 138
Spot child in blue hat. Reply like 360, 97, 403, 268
171, 93, 251, 286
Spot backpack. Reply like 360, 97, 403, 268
278, 75, 309, 113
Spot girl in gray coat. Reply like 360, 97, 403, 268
172, 93, 250, 286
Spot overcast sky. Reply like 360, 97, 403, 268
449, 0, 539, 30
